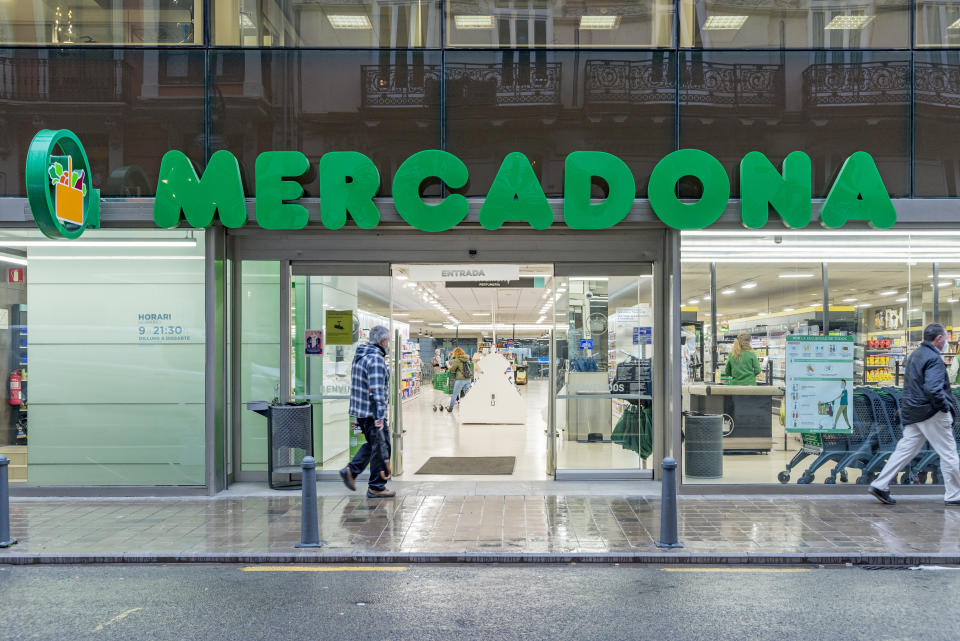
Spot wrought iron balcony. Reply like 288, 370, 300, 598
361, 64, 442, 108
585, 60, 674, 106
681, 60, 784, 110
0, 57, 125, 102
915, 61, 960, 109
803, 61, 908, 108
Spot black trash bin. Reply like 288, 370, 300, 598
684, 413, 723, 479
247, 401, 314, 490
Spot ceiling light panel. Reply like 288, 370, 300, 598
825, 15, 875, 30
579, 15, 620, 30
702, 15, 748, 30
454, 14, 494, 29
327, 14, 373, 29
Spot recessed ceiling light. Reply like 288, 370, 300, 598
842, 297, 857, 302
784, 307, 795, 312
473, 312, 491, 316
895, 297, 908, 302
721, 289, 735, 295
909, 308, 919, 312
880, 290, 898, 296
779, 273, 814, 278
858, 303, 872, 308
688, 299, 699, 304
392, 313, 409, 316
825, 15, 875, 30
741, 282, 757, 289
454, 14, 495, 29
949, 298, 959, 303
327, 14, 373, 29
702, 15, 748, 30
704, 295, 712, 300
939, 281, 952, 287
579, 15, 620, 30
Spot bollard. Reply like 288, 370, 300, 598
295, 456, 323, 548
655, 457, 683, 549
0, 456, 16, 548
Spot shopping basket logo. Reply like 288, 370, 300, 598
25, 129, 100, 239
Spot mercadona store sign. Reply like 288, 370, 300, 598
26, 129, 897, 239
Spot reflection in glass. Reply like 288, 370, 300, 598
212, 50, 442, 197
213, 0, 440, 47
917, 0, 960, 46
446, 51, 675, 197
678, 51, 909, 198
680, 0, 909, 48
447, 0, 674, 47
0, 49, 204, 197
915, 52, 960, 195
0, 0, 200, 45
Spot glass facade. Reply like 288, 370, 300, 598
681, 232, 959, 485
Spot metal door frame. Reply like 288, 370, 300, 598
227, 227, 670, 484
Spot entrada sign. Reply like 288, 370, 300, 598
27, 130, 896, 239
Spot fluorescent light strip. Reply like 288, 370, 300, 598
579, 15, 620, 30
779, 273, 814, 278
0, 255, 27, 266
825, 15, 875, 30
454, 14, 495, 29
0, 240, 197, 247
327, 14, 372, 29
702, 15, 748, 30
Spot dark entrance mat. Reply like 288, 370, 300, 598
415, 456, 516, 475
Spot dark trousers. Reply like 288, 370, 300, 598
347, 416, 392, 491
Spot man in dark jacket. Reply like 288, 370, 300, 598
340, 325, 394, 498
869, 323, 960, 505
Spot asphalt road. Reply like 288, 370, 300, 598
2, 563, 959, 640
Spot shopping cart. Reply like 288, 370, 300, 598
859, 387, 904, 485
825, 391, 879, 484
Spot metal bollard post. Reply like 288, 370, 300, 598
295, 457, 323, 548
655, 457, 683, 549
0, 456, 17, 548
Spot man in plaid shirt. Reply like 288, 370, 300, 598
340, 325, 395, 498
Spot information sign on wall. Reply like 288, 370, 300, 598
325, 310, 353, 345
785, 335, 855, 434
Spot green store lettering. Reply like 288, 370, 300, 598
151, 149, 896, 232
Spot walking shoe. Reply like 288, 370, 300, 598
869, 486, 896, 505
945, 500, 960, 506
339, 467, 356, 491
366, 488, 396, 498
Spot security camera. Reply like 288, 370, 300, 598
586, 291, 594, 299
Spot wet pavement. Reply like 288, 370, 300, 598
5, 491, 960, 560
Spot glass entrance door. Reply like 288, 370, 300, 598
289, 265, 396, 474
551, 266, 656, 478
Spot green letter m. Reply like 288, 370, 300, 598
154, 150, 247, 229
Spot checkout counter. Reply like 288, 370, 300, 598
683, 383, 784, 452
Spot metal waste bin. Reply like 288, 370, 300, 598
684, 413, 723, 479
246, 401, 314, 490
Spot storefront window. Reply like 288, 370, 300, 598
213, 0, 440, 47
678, 51, 910, 198
211, 49, 442, 197
0, 1, 201, 45
554, 272, 655, 472
446, 0, 674, 48
0, 229, 206, 486
680, 233, 958, 487
445, 51, 675, 197
679, 0, 909, 49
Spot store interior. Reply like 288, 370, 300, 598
284, 264, 654, 481
680, 231, 960, 486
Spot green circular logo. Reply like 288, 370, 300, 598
25, 129, 100, 239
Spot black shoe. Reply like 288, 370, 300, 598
869, 486, 896, 505
366, 488, 396, 498
339, 467, 356, 492
945, 500, 960, 506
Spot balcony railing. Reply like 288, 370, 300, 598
0, 57, 125, 102
361, 64, 441, 107
585, 60, 674, 105
915, 61, 960, 108
803, 61, 908, 108
681, 61, 784, 110
446, 62, 562, 107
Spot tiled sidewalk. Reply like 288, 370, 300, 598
4, 492, 960, 562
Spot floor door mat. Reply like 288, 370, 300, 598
415, 456, 516, 475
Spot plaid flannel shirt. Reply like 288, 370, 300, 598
349, 340, 389, 419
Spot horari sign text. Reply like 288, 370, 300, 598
28, 131, 897, 239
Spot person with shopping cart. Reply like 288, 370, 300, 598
869, 323, 960, 506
